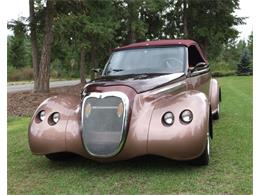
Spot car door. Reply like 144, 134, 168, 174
186, 45, 211, 97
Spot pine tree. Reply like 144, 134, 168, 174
237, 49, 252, 75
7, 19, 27, 68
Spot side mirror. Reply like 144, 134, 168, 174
91, 68, 102, 79
188, 62, 208, 77
188, 66, 195, 73
194, 62, 207, 70
92, 68, 102, 74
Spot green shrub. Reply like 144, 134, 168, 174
212, 71, 236, 77
8, 67, 33, 81
8, 65, 82, 82
210, 61, 236, 72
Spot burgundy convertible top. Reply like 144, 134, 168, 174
114, 39, 196, 50
114, 39, 208, 63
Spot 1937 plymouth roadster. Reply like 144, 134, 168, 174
29, 39, 221, 165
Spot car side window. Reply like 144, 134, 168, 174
188, 45, 205, 68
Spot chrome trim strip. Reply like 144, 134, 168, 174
92, 106, 118, 109
190, 67, 210, 77
81, 91, 129, 158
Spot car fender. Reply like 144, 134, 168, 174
147, 90, 210, 160
209, 78, 220, 114
28, 95, 87, 157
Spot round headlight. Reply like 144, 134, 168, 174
180, 110, 193, 123
117, 102, 124, 118
39, 110, 46, 121
162, 112, 174, 126
52, 112, 60, 124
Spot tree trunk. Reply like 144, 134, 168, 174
90, 42, 97, 80
29, 0, 39, 91
80, 48, 86, 84
127, 0, 136, 44
37, 0, 55, 92
183, 0, 188, 38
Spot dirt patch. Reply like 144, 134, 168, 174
8, 84, 85, 117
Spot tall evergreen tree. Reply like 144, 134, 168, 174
7, 19, 27, 68
164, 0, 244, 59
55, 0, 120, 81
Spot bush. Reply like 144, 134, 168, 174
212, 71, 236, 77
210, 61, 236, 72
8, 67, 33, 81
8, 65, 82, 82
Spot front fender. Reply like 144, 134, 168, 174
147, 91, 209, 160
28, 95, 86, 156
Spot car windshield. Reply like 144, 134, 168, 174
103, 46, 186, 76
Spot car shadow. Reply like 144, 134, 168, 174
46, 154, 207, 173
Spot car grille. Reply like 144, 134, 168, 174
82, 92, 129, 157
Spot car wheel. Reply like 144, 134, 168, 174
45, 152, 78, 161
191, 132, 211, 166
212, 103, 220, 120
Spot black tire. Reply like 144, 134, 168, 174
191, 133, 210, 166
45, 152, 78, 161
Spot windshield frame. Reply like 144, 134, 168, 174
102, 46, 188, 76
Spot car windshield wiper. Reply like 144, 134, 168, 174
111, 69, 124, 72
107, 69, 124, 74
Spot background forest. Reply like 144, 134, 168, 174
7, 0, 253, 92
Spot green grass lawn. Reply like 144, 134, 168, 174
8, 76, 252, 194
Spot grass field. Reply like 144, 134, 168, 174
8, 76, 253, 194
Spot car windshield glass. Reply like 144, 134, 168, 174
103, 46, 186, 76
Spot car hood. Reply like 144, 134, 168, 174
85, 73, 185, 93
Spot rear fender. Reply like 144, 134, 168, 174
209, 78, 220, 114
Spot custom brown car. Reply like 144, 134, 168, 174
28, 39, 221, 165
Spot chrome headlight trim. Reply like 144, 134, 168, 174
162, 111, 174, 126
38, 110, 46, 122
52, 112, 60, 124
180, 109, 193, 124
47, 112, 60, 126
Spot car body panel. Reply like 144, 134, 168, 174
29, 96, 78, 154
147, 91, 209, 160
86, 73, 186, 94
209, 78, 220, 114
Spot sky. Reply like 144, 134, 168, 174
234, 0, 253, 40
6, 0, 253, 40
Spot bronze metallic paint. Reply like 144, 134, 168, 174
28, 40, 220, 162
28, 76, 214, 161
209, 78, 220, 114
84, 73, 186, 94
29, 96, 80, 154
147, 91, 209, 160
